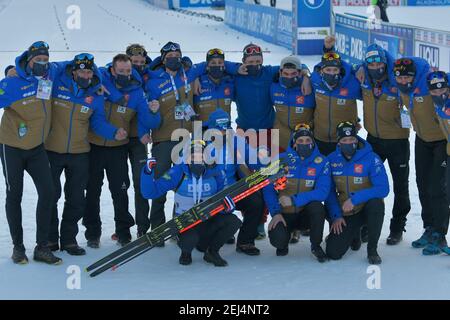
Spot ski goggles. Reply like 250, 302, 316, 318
244, 45, 262, 55
161, 42, 181, 53
74, 53, 94, 61
73, 53, 94, 70
322, 52, 340, 61
294, 123, 311, 131
208, 48, 224, 56
366, 56, 383, 63
395, 58, 413, 65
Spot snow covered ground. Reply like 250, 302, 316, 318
0, 0, 449, 300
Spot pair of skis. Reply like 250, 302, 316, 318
86, 159, 288, 277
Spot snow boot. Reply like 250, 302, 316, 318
368, 249, 382, 265
386, 231, 403, 246
236, 243, 260, 256
412, 227, 433, 248
33, 245, 63, 265
61, 244, 86, 256
312, 246, 329, 263
203, 249, 228, 267
12, 245, 28, 265
423, 232, 448, 256
276, 247, 288, 256
179, 252, 192, 265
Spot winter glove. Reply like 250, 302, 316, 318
144, 157, 157, 175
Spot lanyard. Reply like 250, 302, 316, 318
192, 176, 203, 205
169, 69, 189, 104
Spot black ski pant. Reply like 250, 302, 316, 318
268, 201, 326, 250
48, 151, 89, 246
178, 214, 242, 253
315, 139, 337, 156
83, 144, 135, 241
127, 137, 150, 234
0, 144, 54, 247
415, 136, 449, 235
149, 140, 179, 229
326, 199, 385, 259
235, 190, 264, 246
367, 134, 411, 233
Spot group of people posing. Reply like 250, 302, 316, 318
0, 35, 449, 268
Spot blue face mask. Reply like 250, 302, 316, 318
165, 57, 182, 71
340, 143, 358, 159
295, 143, 314, 159
246, 64, 262, 77
431, 93, 448, 107
281, 76, 299, 89
322, 73, 341, 88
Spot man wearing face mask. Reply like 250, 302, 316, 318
145, 42, 212, 237
326, 122, 389, 264
357, 44, 411, 246
311, 52, 362, 156
271, 56, 316, 152
423, 71, 450, 255
141, 140, 241, 266
126, 44, 153, 84
194, 48, 234, 128
262, 124, 330, 262
0, 41, 62, 265
83, 54, 161, 248
45, 53, 126, 256
393, 58, 448, 254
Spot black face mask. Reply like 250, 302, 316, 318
208, 66, 225, 80
281, 76, 299, 89
296, 143, 314, 159
397, 82, 413, 94
368, 67, 386, 81
115, 74, 132, 88
322, 73, 341, 88
189, 163, 206, 178
340, 143, 358, 159
133, 64, 146, 75
32, 61, 49, 77
165, 57, 182, 72
75, 76, 91, 89
432, 93, 448, 108
246, 64, 262, 77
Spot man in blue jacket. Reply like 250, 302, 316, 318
206, 109, 265, 256
263, 124, 330, 262
425, 70, 450, 255
0, 41, 62, 265
83, 54, 161, 248
141, 140, 241, 266
393, 58, 449, 255
326, 121, 389, 264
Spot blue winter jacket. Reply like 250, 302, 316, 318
326, 137, 389, 221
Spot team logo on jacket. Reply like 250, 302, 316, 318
296, 96, 304, 104
354, 177, 363, 184
85, 96, 93, 104
331, 162, 343, 168
354, 164, 363, 174
80, 106, 89, 113
117, 106, 126, 114
305, 180, 315, 187
224, 87, 231, 96
339, 88, 348, 96
314, 157, 323, 164
337, 99, 346, 106
386, 96, 397, 101
307, 168, 316, 176
415, 97, 424, 103
295, 107, 304, 113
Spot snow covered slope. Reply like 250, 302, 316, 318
0, 0, 449, 300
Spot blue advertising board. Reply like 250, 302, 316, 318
293, 0, 332, 55
369, 23, 414, 59
334, 14, 369, 65
224, 0, 292, 50
175, 0, 225, 8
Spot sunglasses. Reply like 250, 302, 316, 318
244, 45, 262, 55
322, 52, 340, 61
366, 56, 383, 63
208, 48, 224, 56
162, 42, 181, 53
